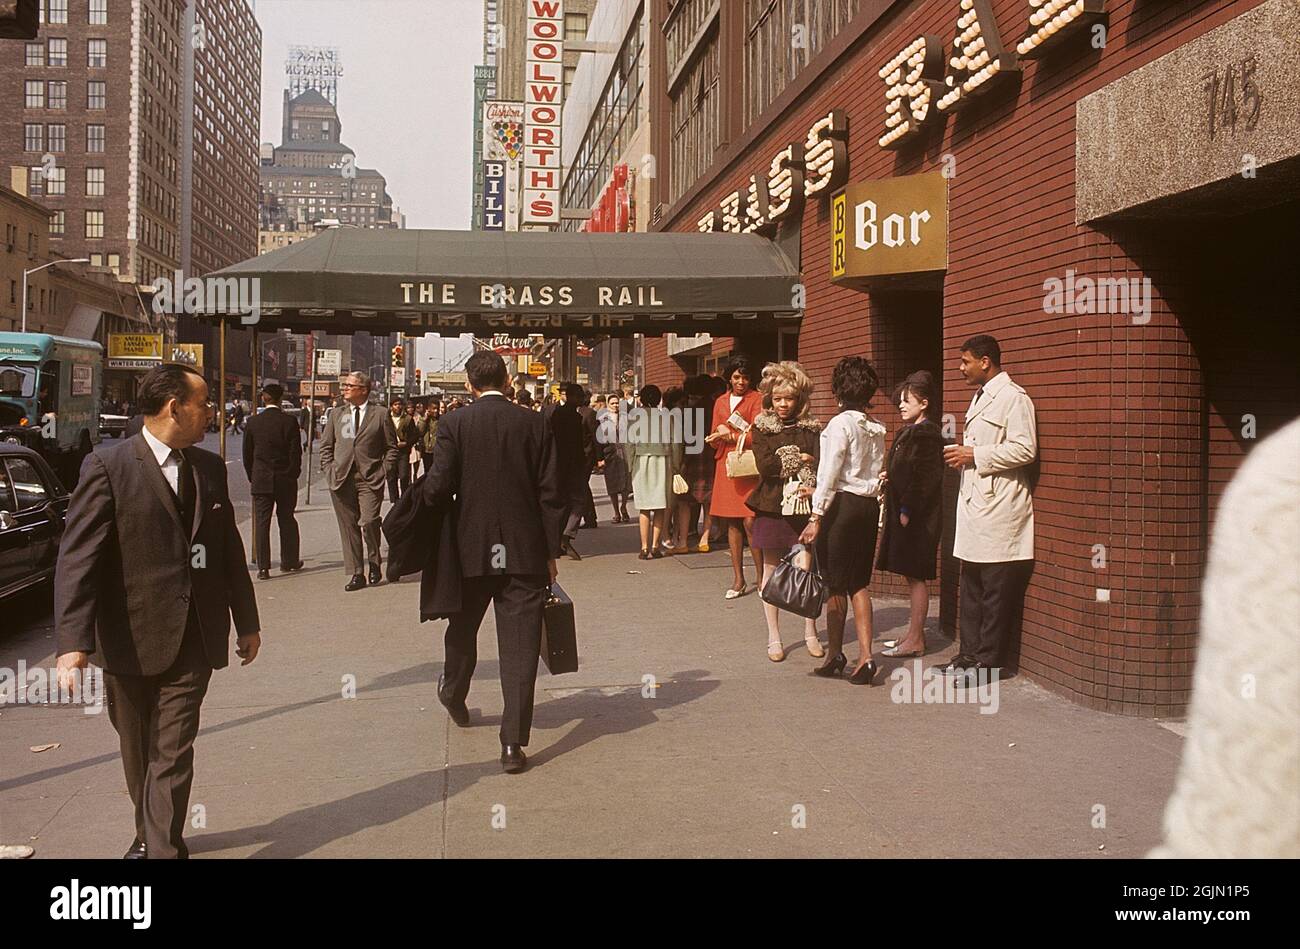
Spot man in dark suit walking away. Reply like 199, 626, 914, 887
422, 351, 564, 774
54, 363, 261, 859
319, 370, 399, 591
242, 383, 304, 580
547, 384, 588, 561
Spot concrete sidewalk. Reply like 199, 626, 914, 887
0, 477, 1185, 858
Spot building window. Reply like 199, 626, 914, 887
743, 0, 860, 127
46, 167, 65, 196
89, 253, 103, 267
28, 167, 44, 197
562, 10, 647, 219
26, 43, 45, 66
47, 81, 67, 110
25, 81, 45, 109
565, 11, 588, 42
668, 36, 720, 206
107, 253, 120, 273
89, 0, 107, 25
88, 39, 107, 68
88, 81, 106, 109
48, 37, 67, 66
85, 210, 104, 239
46, 0, 68, 26
86, 167, 104, 196
49, 211, 65, 236
87, 124, 105, 152
24, 124, 43, 152
47, 124, 65, 152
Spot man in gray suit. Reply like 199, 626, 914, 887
319, 370, 399, 591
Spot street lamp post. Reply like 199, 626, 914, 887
21, 259, 90, 333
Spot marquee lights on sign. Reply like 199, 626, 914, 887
878, 0, 1108, 149
697, 111, 849, 234
523, 0, 564, 227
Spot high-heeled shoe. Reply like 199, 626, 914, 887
805, 635, 826, 658
847, 659, 879, 686
813, 653, 847, 677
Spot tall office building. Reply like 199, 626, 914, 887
259, 88, 398, 233
1, 0, 261, 285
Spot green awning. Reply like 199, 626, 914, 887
201, 228, 803, 338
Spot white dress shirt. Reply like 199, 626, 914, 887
343, 400, 370, 437
141, 423, 191, 498
811, 410, 886, 516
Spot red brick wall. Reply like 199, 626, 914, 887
651, 0, 1285, 714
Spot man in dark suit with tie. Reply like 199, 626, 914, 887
319, 370, 399, 591
54, 362, 261, 859
422, 351, 564, 773
242, 383, 304, 580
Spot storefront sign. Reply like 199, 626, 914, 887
484, 100, 524, 231
483, 161, 507, 230
107, 333, 163, 370
831, 172, 948, 285
877, 0, 1108, 149
492, 335, 539, 355
523, 0, 564, 227
168, 343, 203, 370
697, 111, 848, 234
299, 380, 336, 397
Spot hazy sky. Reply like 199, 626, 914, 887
252, 0, 483, 230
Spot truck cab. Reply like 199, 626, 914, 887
0, 333, 102, 487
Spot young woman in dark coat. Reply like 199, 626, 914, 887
876, 370, 947, 658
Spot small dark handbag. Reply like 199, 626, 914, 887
760, 543, 828, 619
540, 583, 579, 674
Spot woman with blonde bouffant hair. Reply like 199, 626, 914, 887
746, 361, 823, 661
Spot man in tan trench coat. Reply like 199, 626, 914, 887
941, 335, 1038, 680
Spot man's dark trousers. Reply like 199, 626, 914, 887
252, 481, 300, 571
959, 559, 1033, 666
441, 573, 549, 745
386, 453, 411, 502
104, 611, 212, 859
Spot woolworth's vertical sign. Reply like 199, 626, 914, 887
523, 1, 564, 228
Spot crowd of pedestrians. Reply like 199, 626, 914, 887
534, 335, 1037, 690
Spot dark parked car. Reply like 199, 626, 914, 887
98, 413, 128, 438
0, 443, 70, 602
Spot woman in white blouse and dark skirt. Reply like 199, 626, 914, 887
798, 357, 887, 684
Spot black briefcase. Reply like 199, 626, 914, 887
540, 583, 578, 674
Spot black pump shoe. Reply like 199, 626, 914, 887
813, 653, 847, 678
847, 659, 879, 685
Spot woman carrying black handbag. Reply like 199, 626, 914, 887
798, 357, 887, 684
747, 361, 823, 662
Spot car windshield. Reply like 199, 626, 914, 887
0, 364, 36, 398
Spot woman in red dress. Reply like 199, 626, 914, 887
704, 356, 764, 598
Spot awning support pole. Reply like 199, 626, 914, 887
249, 327, 258, 565
219, 319, 226, 461
305, 332, 317, 504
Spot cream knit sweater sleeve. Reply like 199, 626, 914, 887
1150, 416, 1300, 858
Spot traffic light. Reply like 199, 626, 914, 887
391, 345, 404, 368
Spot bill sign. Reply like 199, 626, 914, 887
523, 0, 564, 227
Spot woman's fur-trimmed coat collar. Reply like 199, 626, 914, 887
751, 411, 822, 435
